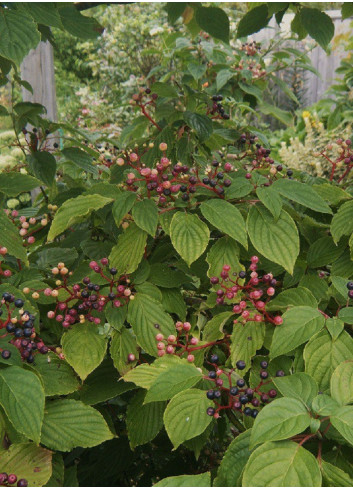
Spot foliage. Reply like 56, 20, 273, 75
0, 3, 353, 488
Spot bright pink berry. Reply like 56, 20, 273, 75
242, 310, 250, 319
27, 236, 35, 244
251, 256, 259, 263
240, 301, 247, 309
89, 261, 98, 270
233, 305, 241, 314
157, 342, 165, 350
249, 263, 257, 271
273, 316, 283, 325
190, 337, 199, 345
127, 353, 136, 362
267, 287, 275, 296
3, 270, 12, 277
256, 301, 265, 310
47, 311, 55, 319
224, 162, 232, 172
167, 335, 176, 343
155, 333, 164, 341
187, 354, 195, 362
252, 290, 262, 299
254, 314, 263, 322
166, 345, 174, 354
183, 322, 191, 332
94, 318, 101, 324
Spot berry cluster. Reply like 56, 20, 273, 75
0, 473, 27, 487
155, 321, 203, 363
315, 138, 353, 183
205, 358, 284, 419
25, 259, 135, 329
235, 42, 266, 80
3, 210, 48, 246
347, 281, 353, 300
210, 95, 230, 120
119, 143, 234, 205
21, 126, 58, 152
210, 257, 283, 326
0, 294, 49, 363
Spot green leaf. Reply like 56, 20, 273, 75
80, 359, 134, 405
0, 366, 44, 443
307, 236, 345, 268
200, 200, 247, 248
160, 288, 187, 321
183, 112, 213, 142
326, 317, 344, 340
195, 6, 229, 43
271, 306, 325, 358
266, 286, 317, 311
304, 329, 353, 392
127, 293, 175, 356
338, 307, 353, 324
250, 397, 311, 447
0, 172, 41, 196
247, 205, 299, 274
123, 363, 167, 389
331, 361, 353, 406
321, 460, 353, 486
342, 3, 353, 20
165, 3, 187, 23
27, 151, 56, 187
58, 6, 103, 40
154, 473, 210, 487
22, 3, 63, 28
313, 183, 351, 206
237, 5, 270, 38
206, 236, 241, 278
62, 323, 107, 380
256, 186, 283, 220
170, 212, 210, 266
0, 211, 27, 263
331, 406, 353, 446
242, 440, 322, 486
110, 328, 138, 375
225, 177, 252, 199
34, 352, 79, 396
259, 102, 293, 126
61, 147, 98, 175
273, 179, 332, 214
312, 394, 339, 416
300, 8, 334, 50
0, 9, 40, 65
203, 311, 234, 342
188, 63, 207, 81
331, 200, 353, 244
273, 373, 318, 407
291, 12, 307, 39
164, 388, 213, 449
151, 82, 178, 98
40, 399, 113, 451
231, 321, 265, 373
132, 199, 158, 236
216, 69, 233, 90
47, 194, 113, 241
153, 472, 211, 487
214, 430, 252, 486
0, 443, 52, 487
145, 363, 203, 403
112, 191, 137, 227
126, 390, 165, 448
109, 223, 147, 273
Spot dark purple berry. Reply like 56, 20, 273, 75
276, 370, 285, 377
207, 407, 215, 416
260, 360, 268, 369
206, 390, 215, 400
237, 378, 245, 388
236, 360, 246, 370
230, 386, 238, 396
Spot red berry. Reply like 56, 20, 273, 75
267, 287, 275, 296
273, 316, 283, 325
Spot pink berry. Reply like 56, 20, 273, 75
158, 350, 165, 357
242, 310, 250, 319
233, 305, 241, 314
187, 354, 195, 362
3, 270, 11, 277
89, 261, 98, 270
167, 335, 176, 343
155, 333, 164, 341
267, 287, 275, 296
274, 316, 283, 325
251, 256, 259, 263
256, 301, 265, 310
166, 345, 174, 354
224, 162, 232, 172
100, 257, 109, 266
47, 311, 55, 319
127, 353, 136, 362
94, 318, 101, 324
190, 337, 199, 345
254, 314, 263, 322
44, 288, 52, 296
129, 153, 138, 162
183, 322, 191, 332
157, 342, 165, 350
223, 264, 231, 271
240, 301, 247, 309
